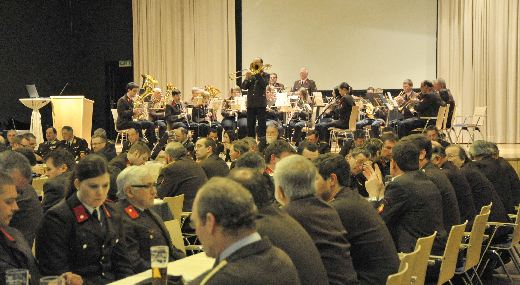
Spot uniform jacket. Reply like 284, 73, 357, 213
0, 226, 40, 285
116, 94, 134, 129
10, 185, 43, 246
59, 136, 89, 160
241, 73, 270, 108
291, 79, 317, 93
42, 171, 73, 213
36, 138, 60, 159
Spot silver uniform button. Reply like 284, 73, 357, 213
102, 272, 105, 276
82, 244, 87, 249
150, 235, 154, 239
102, 244, 105, 248
115, 239, 119, 243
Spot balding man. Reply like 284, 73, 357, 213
117, 165, 184, 273
291, 67, 317, 93
190, 177, 300, 285
274, 155, 359, 285
156, 142, 207, 211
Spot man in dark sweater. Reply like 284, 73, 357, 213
274, 155, 359, 285
195, 138, 229, 178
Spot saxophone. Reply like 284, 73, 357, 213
134, 74, 158, 120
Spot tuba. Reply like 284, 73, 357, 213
163, 83, 175, 107
134, 74, 158, 120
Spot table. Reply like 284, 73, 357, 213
19, 98, 51, 145
108, 252, 214, 284
31, 176, 48, 197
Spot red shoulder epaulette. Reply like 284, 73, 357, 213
124, 205, 139, 219
0, 227, 14, 241
102, 204, 112, 219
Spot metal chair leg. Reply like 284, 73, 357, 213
508, 248, 520, 273
492, 250, 513, 282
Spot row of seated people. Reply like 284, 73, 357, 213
0, 121, 518, 284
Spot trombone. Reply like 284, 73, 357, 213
228, 62, 272, 80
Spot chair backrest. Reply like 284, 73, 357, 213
441, 104, 450, 130
479, 202, 492, 215
464, 213, 490, 270
386, 262, 408, 285
449, 105, 457, 129
471, 106, 487, 126
510, 204, 520, 245
437, 221, 468, 285
164, 219, 186, 254
163, 194, 185, 221
309, 105, 318, 128
348, 105, 360, 130
111, 109, 119, 130
413, 231, 437, 285
434, 106, 447, 129
399, 245, 421, 285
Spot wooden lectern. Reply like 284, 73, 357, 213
50, 96, 94, 145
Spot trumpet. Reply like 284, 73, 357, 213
228, 62, 272, 80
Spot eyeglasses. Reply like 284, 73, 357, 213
131, 182, 158, 189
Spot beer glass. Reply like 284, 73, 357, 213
5, 269, 29, 285
39, 276, 65, 285
151, 245, 169, 285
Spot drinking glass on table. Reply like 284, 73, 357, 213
5, 269, 29, 285
40, 276, 65, 285
151, 245, 169, 285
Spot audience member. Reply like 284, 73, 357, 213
257, 122, 282, 153
346, 147, 372, 197
121, 128, 142, 153
229, 139, 250, 168
37, 127, 60, 159
108, 141, 150, 200
263, 140, 295, 175
42, 149, 76, 212
91, 130, 117, 161
314, 153, 399, 284
425, 125, 450, 148
36, 154, 134, 284
6, 130, 17, 147
156, 142, 207, 211
241, 136, 258, 153
297, 141, 320, 161
234, 152, 266, 174
379, 132, 398, 177
0, 172, 40, 284
116, 165, 185, 272
303, 130, 330, 154
60, 126, 89, 160
0, 151, 43, 245
190, 177, 300, 285
486, 141, 520, 209
229, 168, 328, 285
195, 138, 229, 178
274, 155, 359, 285
339, 130, 366, 157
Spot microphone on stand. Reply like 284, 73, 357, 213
58, 83, 69, 95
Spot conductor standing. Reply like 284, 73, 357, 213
241, 58, 270, 138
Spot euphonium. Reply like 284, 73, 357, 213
134, 74, 158, 120
163, 83, 175, 106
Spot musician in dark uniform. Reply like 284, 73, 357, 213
221, 86, 248, 139
0, 172, 40, 285
315, 82, 355, 142
165, 88, 188, 130
60, 126, 89, 160
291, 67, 317, 93
116, 82, 157, 148
116, 165, 184, 273
146, 88, 167, 138
265, 86, 285, 135
36, 127, 60, 159
396, 80, 445, 138
269, 73, 285, 92
241, 57, 270, 138
191, 92, 222, 141
36, 155, 135, 284
286, 87, 312, 143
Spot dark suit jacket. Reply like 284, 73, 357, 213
439, 89, 455, 128
440, 161, 477, 227
284, 195, 359, 285
36, 139, 60, 159
156, 157, 208, 211
332, 188, 399, 284
190, 238, 300, 285
291, 79, 317, 93
415, 92, 445, 117
10, 185, 43, 246
59, 136, 89, 160
117, 199, 184, 273
380, 170, 448, 256
497, 157, 520, 208
0, 226, 40, 285
116, 94, 134, 129
257, 204, 328, 285
337, 94, 355, 124
42, 171, 73, 213
470, 157, 516, 213
108, 153, 129, 201
95, 143, 117, 162
200, 154, 229, 179
165, 101, 187, 124
422, 162, 461, 232
241, 73, 270, 108
36, 194, 134, 284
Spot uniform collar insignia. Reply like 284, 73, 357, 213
73, 205, 89, 223
0, 227, 14, 241
124, 205, 139, 219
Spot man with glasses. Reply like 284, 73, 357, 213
116, 165, 185, 273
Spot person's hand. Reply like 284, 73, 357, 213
61, 272, 83, 285
364, 163, 384, 199
133, 108, 143, 115
245, 71, 252, 80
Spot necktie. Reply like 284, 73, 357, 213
92, 209, 102, 226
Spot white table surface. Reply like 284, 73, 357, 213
108, 252, 214, 284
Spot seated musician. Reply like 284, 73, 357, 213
315, 82, 355, 143
355, 88, 387, 138
165, 88, 188, 130
191, 91, 222, 140
147, 88, 167, 138
291, 67, 317, 93
286, 87, 312, 144
265, 86, 284, 135
394, 79, 419, 119
434, 78, 455, 128
221, 86, 248, 139
116, 82, 157, 149
269, 73, 285, 92
396, 80, 445, 138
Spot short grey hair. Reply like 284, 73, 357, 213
403, 79, 413, 86
435, 78, 447, 88
468, 140, 494, 159
164, 142, 188, 160
273, 155, 317, 200
196, 177, 257, 234
116, 165, 151, 199
0, 151, 32, 182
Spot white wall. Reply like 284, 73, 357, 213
242, 0, 437, 90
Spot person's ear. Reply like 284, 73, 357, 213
58, 164, 68, 173
419, 149, 427, 160
124, 185, 134, 199
205, 212, 217, 234
329, 173, 338, 187
275, 185, 287, 206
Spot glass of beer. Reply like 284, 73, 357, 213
151, 245, 169, 285
39, 276, 65, 285
5, 269, 29, 285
